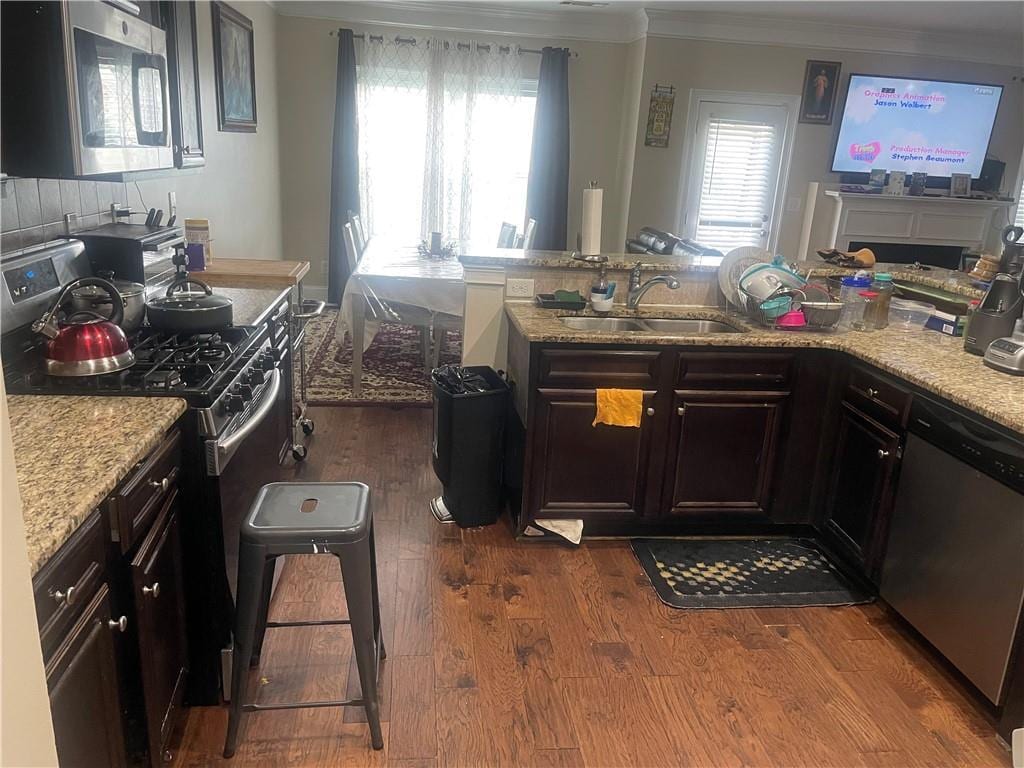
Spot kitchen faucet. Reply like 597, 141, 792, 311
627, 262, 681, 309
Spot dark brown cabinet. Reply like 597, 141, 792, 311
821, 401, 901, 579
47, 584, 128, 768
528, 388, 658, 519
163, 0, 205, 168
662, 391, 786, 519
131, 494, 188, 765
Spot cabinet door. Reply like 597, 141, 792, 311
528, 388, 657, 519
822, 402, 901, 577
662, 391, 786, 518
47, 584, 128, 768
131, 493, 188, 766
163, 0, 205, 168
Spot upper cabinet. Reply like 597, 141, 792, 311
163, 0, 206, 169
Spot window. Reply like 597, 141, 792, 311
357, 39, 537, 246
679, 92, 799, 255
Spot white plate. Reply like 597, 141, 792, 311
718, 246, 772, 308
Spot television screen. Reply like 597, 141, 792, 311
831, 74, 1003, 179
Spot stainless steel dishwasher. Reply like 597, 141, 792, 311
880, 393, 1024, 705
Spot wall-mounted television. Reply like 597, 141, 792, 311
831, 74, 1003, 180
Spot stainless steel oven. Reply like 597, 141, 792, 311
1, 1, 173, 177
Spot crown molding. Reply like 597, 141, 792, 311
272, 1, 648, 43
643, 9, 1023, 68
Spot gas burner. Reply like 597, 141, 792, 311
146, 369, 184, 389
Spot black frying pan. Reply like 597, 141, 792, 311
146, 276, 233, 334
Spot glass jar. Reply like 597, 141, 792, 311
853, 290, 883, 331
870, 273, 894, 328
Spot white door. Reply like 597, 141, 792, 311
681, 97, 794, 254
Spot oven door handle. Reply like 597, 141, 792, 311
208, 368, 282, 474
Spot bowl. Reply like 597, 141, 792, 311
800, 301, 844, 329
739, 264, 806, 303
777, 310, 807, 328
889, 298, 935, 331
757, 295, 793, 320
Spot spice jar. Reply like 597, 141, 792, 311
853, 290, 883, 331
870, 273, 894, 328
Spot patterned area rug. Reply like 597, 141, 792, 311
631, 538, 870, 609
300, 307, 461, 406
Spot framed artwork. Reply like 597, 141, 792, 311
950, 173, 972, 197
644, 84, 675, 148
211, 2, 257, 132
799, 60, 841, 125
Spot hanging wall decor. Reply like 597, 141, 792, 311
212, 1, 257, 132
644, 84, 675, 148
799, 60, 841, 125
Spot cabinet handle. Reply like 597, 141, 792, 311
51, 586, 76, 606
149, 476, 170, 493
676, 406, 685, 416
877, 449, 890, 459
867, 387, 879, 399
646, 407, 655, 416
142, 582, 161, 599
108, 616, 128, 633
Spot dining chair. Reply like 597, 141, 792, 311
348, 211, 367, 254
497, 222, 517, 248
522, 218, 537, 250
343, 223, 361, 273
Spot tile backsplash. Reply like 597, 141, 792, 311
0, 177, 132, 254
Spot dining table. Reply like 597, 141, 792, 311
337, 237, 466, 397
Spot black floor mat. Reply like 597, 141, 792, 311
631, 537, 871, 609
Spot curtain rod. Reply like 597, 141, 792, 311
328, 30, 578, 57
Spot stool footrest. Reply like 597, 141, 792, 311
242, 698, 364, 713
266, 619, 350, 628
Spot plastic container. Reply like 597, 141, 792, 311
839, 276, 871, 328
888, 298, 935, 331
871, 273, 894, 329
431, 366, 509, 527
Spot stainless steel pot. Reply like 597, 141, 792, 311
71, 272, 146, 334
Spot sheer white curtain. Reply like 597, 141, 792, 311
357, 37, 536, 245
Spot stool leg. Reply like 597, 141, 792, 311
368, 522, 385, 661
224, 545, 270, 758
338, 546, 384, 750
250, 562, 276, 667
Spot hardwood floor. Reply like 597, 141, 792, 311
173, 406, 1010, 767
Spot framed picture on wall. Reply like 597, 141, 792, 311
211, 1, 257, 132
799, 60, 841, 125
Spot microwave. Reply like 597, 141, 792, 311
1, 1, 174, 178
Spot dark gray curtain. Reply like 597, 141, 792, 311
525, 47, 570, 251
328, 29, 359, 304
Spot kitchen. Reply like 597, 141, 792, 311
1, 1, 1023, 767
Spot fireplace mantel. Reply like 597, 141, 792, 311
824, 190, 1014, 253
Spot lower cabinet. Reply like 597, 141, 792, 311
821, 401, 902, 579
529, 388, 658, 519
662, 391, 787, 518
47, 584, 128, 768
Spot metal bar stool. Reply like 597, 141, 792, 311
223, 482, 385, 758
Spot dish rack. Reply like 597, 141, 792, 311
738, 283, 844, 332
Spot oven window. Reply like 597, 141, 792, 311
74, 28, 166, 148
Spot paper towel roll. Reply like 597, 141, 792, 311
581, 186, 603, 256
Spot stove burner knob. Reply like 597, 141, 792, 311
236, 384, 254, 401
258, 352, 276, 371
246, 367, 265, 385
222, 393, 245, 414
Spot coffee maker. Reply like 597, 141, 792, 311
964, 272, 1024, 355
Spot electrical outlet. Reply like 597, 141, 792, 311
506, 278, 535, 298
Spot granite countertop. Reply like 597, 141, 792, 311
7, 395, 187, 576
213, 285, 292, 326
459, 248, 722, 272
505, 302, 1024, 436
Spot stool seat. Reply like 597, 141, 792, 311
243, 482, 370, 545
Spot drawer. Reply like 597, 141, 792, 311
675, 352, 793, 391
538, 349, 661, 388
844, 365, 912, 429
108, 429, 181, 554
33, 511, 106, 662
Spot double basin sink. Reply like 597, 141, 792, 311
559, 316, 742, 334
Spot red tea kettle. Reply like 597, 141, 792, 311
32, 278, 136, 376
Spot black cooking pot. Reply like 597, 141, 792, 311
146, 276, 233, 334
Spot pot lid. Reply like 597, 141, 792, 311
147, 277, 232, 312
72, 279, 144, 299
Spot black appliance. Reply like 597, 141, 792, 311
77, 222, 185, 287
1, 0, 174, 178
976, 157, 1007, 193
964, 273, 1024, 355
430, 366, 509, 527
2, 240, 292, 704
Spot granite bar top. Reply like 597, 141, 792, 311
210, 285, 292, 327
7, 395, 187, 576
505, 302, 1024, 436
459, 248, 722, 272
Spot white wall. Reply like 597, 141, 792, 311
0, 379, 58, 768
626, 36, 1024, 258
275, 14, 632, 292
135, 0, 283, 260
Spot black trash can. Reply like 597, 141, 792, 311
430, 365, 508, 527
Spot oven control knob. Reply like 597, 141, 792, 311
236, 384, 254, 401
222, 393, 245, 414
246, 367, 265, 385
258, 352, 276, 371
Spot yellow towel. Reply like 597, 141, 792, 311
593, 388, 643, 428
